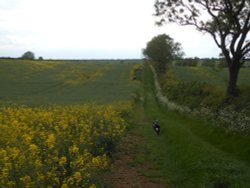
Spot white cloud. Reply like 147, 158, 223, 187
0, 0, 220, 58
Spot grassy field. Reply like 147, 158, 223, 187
172, 66, 250, 87
0, 59, 140, 187
158, 63, 250, 114
0, 59, 142, 106
1, 59, 250, 187
126, 64, 250, 187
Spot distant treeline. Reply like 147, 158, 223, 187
0, 57, 143, 62
174, 58, 250, 68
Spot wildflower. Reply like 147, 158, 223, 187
89, 184, 96, 188
23, 134, 33, 143
0, 149, 7, 157
20, 175, 32, 186
92, 157, 101, 167
61, 184, 69, 188
10, 147, 20, 159
29, 144, 38, 154
46, 134, 56, 149
74, 172, 82, 183
0, 103, 129, 186
69, 145, 79, 154
35, 159, 42, 169
59, 156, 67, 166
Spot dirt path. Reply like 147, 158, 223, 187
103, 107, 168, 188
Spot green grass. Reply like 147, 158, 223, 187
161, 65, 250, 110
2, 59, 250, 187
130, 63, 250, 187
0, 59, 142, 106
172, 66, 250, 87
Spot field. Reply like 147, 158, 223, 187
0, 59, 141, 187
172, 66, 250, 87
125, 64, 250, 187
0, 59, 142, 106
1, 59, 250, 187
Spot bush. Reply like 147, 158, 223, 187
201, 59, 216, 67
159, 69, 225, 109
174, 58, 198, 67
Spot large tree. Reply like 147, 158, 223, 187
154, 0, 250, 97
21, 51, 35, 60
143, 34, 183, 73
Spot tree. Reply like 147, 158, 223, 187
154, 0, 250, 97
143, 34, 184, 73
21, 51, 35, 60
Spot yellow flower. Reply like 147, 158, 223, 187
0, 103, 129, 187
10, 147, 20, 159
69, 145, 79, 154
20, 175, 31, 184
2, 167, 9, 178
23, 134, 33, 143
59, 156, 67, 166
61, 184, 69, 188
92, 156, 100, 167
35, 159, 42, 169
46, 134, 56, 149
89, 184, 96, 188
0, 149, 7, 157
74, 172, 81, 183
29, 144, 38, 154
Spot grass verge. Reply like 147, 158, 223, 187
128, 64, 250, 188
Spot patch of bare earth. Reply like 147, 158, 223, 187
103, 123, 167, 188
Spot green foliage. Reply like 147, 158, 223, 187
154, 0, 250, 97
143, 34, 183, 74
138, 64, 250, 187
229, 86, 250, 116
155, 64, 250, 132
174, 58, 198, 67
217, 60, 227, 68
201, 58, 216, 67
159, 70, 226, 109
21, 51, 35, 60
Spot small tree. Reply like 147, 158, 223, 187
21, 51, 35, 60
143, 34, 184, 73
154, 0, 250, 97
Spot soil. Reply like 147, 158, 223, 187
103, 123, 167, 188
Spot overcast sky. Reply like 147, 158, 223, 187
0, 0, 221, 59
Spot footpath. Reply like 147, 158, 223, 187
104, 64, 250, 187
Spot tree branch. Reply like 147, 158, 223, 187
236, 11, 250, 54
242, 42, 250, 56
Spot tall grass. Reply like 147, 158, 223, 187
139, 63, 250, 187
150, 64, 250, 133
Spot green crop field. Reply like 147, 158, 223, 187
172, 66, 250, 87
1, 59, 250, 187
0, 59, 142, 106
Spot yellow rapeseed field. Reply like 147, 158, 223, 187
0, 103, 131, 187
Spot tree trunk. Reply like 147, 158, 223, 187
158, 61, 166, 74
227, 60, 240, 97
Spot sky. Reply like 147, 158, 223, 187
0, 0, 221, 59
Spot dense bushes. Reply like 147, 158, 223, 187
153, 65, 250, 132
174, 58, 198, 67
159, 69, 225, 109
